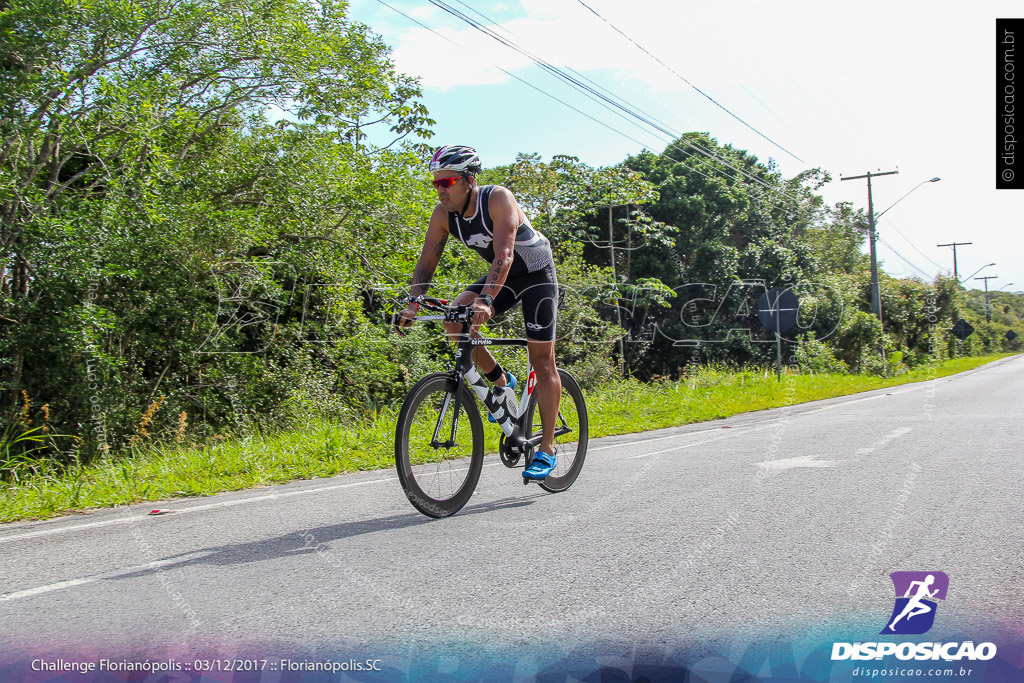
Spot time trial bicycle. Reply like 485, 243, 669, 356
393, 295, 588, 518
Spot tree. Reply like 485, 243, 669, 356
619, 135, 825, 375
478, 153, 592, 242
0, 0, 434, 457
803, 201, 870, 275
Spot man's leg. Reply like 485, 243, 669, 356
527, 339, 561, 456
518, 266, 560, 478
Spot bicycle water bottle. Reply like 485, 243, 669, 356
465, 368, 516, 436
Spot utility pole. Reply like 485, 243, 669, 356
976, 275, 998, 322
595, 202, 630, 376
841, 170, 899, 320
937, 242, 972, 281
609, 203, 623, 374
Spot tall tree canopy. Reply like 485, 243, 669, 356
0, 0, 435, 454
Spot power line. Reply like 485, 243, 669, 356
937, 241, 972, 281
882, 218, 949, 273
424, 0, 801, 205
374, 0, 719, 192
573, 0, 805, 164
373, 0, 800, 212
450, 0, 681, 139
421, 2, 795, 203
446, 0, 674, 143
740, 84, 806, 144
427, 0, 674, 135
877, 236, 936, 280
371, 0, 658, 151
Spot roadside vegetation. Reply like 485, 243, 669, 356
1, 2, 1021, 522
0, 354, 1009, 522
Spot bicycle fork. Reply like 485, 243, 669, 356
429, 341, 517, 449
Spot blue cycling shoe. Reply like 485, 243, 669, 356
523, 451, 556, 480
487, 371, 517, 423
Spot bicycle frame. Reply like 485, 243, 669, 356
412, 300, 572, 458
394, 295, 588, 515
414, 309, 530, 440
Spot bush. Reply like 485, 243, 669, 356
795, 332, 848, 374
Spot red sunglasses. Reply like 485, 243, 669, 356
432, 177, 462, 189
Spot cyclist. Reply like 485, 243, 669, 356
394, 144, 561, 480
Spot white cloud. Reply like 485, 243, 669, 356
390, 23, 530, 89
355, 0, 1024, 288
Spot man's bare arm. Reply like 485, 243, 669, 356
395, 205, 449, 333
409, 204, 451, 296
478, 186, 520, 298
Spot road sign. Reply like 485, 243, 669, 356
757, 288, 799, 334
1006, 330, 1018, 342
757, 288, 800, 380
952, 319, 974, 341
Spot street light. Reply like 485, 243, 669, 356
870, 177, 942, 319
996, 282, 1015, 292
841, 173, 940, 322
961, 262, 996, 285
875, 177, 942, 220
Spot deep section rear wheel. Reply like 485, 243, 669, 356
395, 373, 484, 518
524, 368, 588, 493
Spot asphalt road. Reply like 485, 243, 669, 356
1, 356, 1022, 679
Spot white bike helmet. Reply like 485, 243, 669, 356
429, 145, 482, 176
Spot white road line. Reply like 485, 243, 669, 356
590, 425, 738, 452
800, 385, 923, 415
0, 550, 215, 602
626, 431, 756, 459
0, 476, 397, 545
0, 576, 105, 602
852, 426, 915, 459
623, 386, 926, 461
755, 455, 837, 470
0, 516, 142, 543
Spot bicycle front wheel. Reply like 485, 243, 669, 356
524, 368, 589, 493
395, 373, 485, 518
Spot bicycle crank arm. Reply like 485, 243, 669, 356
524, 427, 571, 449
504, 433, 534, 457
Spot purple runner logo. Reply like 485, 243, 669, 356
881, 571, 949, 635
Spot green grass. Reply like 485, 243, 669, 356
0, 354, 1012, 523
585, 355, 1008, 437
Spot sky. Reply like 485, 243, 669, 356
349, 0, 1023, 294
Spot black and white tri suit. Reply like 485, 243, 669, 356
449, 185, 558, 342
